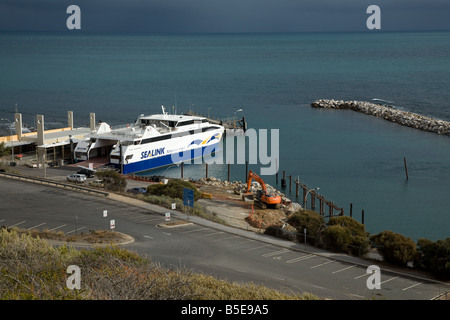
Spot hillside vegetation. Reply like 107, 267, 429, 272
0, 228, 318, 300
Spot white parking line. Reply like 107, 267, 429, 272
355, 273, 370, 279
273, 277, 285, 281
9, 221, 26, 228
180, 227, 210, 234
144, 235, 154, 239
243, 244, 271, 252
403, 282, 422, 291
203, 231, 225, 237
286, 254, 315, 264
380, 276, 399, 285
48, 224, 67, 232
0, 219, 5, 223
27, 222, 46, 230
332, 265, 357, 274
262, 249, 290, 257
311, 260, 336, 269
141, 217, 164, 222
66, 226, 86, 235
210, 235, 239, 242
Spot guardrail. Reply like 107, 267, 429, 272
0, 171, 109, 196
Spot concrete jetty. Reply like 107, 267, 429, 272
311, 99, 450, 136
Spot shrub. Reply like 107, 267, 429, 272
147, 179, 201, 201
323, 216, 369, 256
0, 142, 11, 157
287, 210, 325, 245
370, 231, 417, 266
95, 169, 127, 192
417, 237, 450, 280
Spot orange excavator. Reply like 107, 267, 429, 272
243, 170, 282, 209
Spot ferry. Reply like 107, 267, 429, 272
74, 106, 224, 174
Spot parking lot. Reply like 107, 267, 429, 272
1, 174, 448, 300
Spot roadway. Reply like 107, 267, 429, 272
0, 175, 448, 300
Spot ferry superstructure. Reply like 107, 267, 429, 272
74, 106, 224, 174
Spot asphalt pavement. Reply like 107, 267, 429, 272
1, 163, 449, 300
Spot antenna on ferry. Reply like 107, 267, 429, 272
161, 105, 167, 115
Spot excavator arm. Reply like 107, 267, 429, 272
246, 170, 268, 193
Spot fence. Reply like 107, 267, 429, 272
0, 171, 109, 196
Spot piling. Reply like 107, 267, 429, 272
281, 170, 286, 188
404, 157, 409, 181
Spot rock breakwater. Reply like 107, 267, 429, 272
311, 99, 450, 136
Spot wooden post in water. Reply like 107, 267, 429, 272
275, 158, 278, 184
206, 163, 208, 179
295, 179, 299, 198
281, 171, 286, 188
245, 161, 248, 181
181, 162, 184, 178
227, 163, 230, 182
302, 186, 307, 209
362, 210, 365, 225
289, 175, 292, 192
311, 191, 316, 211
404, 157, 409, 181
319, 197, 324, 215
350, 203, 353, 218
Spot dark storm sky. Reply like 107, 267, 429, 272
0, 0, 449, 33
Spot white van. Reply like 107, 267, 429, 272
67, 174, 87, 183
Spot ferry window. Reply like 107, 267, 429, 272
125, 155, 133, 161
134, 140, 141, 145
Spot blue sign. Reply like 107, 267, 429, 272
183, 188, 194, 208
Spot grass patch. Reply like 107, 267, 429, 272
0, 229, 319, 300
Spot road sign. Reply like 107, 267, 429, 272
103, 210, 107, 218
110, 219, 115, 230
171, 203, 176, 210
165, 212, 171, 222
183, 188, 194, 208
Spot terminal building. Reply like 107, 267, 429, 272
0, 111, 98, 167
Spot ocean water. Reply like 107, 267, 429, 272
1, 31, 449, 241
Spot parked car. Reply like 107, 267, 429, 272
127, 187, 147, 194
77, 168, 95, 178
67, 174, 87, 183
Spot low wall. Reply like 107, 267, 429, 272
311, 99, 450, 136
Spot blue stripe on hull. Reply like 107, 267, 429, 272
122, 143, 221, 174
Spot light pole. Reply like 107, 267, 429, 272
234, 108, 243, 121
1, 118, 14, 165
304, 187, 319, 210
